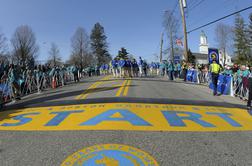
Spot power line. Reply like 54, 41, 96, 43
171, 0, 179, 15
187, 0, 237, 28
187, 5, 252, 34
188, 0, 206, 11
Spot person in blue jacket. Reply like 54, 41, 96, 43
111, 58, 118, 78
119, 58, 126, 78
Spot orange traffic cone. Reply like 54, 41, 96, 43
52, 77, 57, 89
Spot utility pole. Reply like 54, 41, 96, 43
179, 0, 189, 62
160, 32, 164, 63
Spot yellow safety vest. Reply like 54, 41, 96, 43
210, 63, 220, 74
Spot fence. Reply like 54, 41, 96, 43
0, 69, 77, 104
186, 69, 250, 100
233, 74, 249, 100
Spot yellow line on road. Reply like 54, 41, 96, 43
76, 76, 111, 100
123, 79, 131, 96
116, 80, 128, 97
80, 82, 102, 99
75, 82, 98, 100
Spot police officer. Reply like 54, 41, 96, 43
210, 60, 221, 96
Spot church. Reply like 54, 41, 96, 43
192, 31, 233, 66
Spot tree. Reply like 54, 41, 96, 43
0, 32, 7, 55
233, 14, 250, 64
215, 23, 233, 66
70, 27, 90, 69
163, 10, 180, 61
90, 23, 111, 65
248, 13, 252, 52
47, 43, 62, 67
117, 47, 128, 59
187, 49, 195, 64
11, 25, 39, 67
0, 32, 9, 62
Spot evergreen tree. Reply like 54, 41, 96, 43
90, 23, 111, 65
117, 47, 128, 59
248, 13, 252, 51
234, 14, 250, 64
187, 49, 195, 64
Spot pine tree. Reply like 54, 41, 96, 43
117, 47, 128, 59
90, 23, 111, 65
187, 49, 195, 64
248, 13, 252, 62
234, 14, 250, 64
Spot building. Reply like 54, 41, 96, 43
193, 31, 233, 66
199, 31, 208, 54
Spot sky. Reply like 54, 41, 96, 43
0, 0, 251, 63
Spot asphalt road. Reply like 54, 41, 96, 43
0, 75, 252, 166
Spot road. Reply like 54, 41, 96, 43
0, 75, 252, 166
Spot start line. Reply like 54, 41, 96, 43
0, 103, 252, 132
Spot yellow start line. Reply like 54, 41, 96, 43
0, 103, 252, 132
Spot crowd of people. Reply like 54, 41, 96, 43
0, 57, 252, 111
0, 63, 84, 105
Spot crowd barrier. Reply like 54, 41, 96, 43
209, 74, 233, 96
185, 69, 251, 99
233, 74, 249, 100
0, 70, 82, 104
186, 69, 200, 83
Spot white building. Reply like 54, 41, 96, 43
199, 31, 208, 54
193, 31, 233, 66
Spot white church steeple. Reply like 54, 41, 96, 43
199, 31, 208, 54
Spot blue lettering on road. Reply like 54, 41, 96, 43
162, 111, 215, 127
45, 110, 83, 126
206, 112, 242, 127
80, 109, 151, 126
1, 112, 40, 127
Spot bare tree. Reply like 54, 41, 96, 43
11, 25, 39, 67
0, 32, 7, 54
163, 10, 180, 61
47, 43, 62, 67
70, 27, 90, 69
215, 23, 233, 66
0, 32, 9, 62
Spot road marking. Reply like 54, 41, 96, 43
122, 79, 131, 96
76, 76, 111, 100
61, 144, 158, 166
116, 80, 128, 97
1, 103, 252, 132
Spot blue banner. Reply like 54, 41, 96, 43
208, 48, 219, 64
209, 74, 232, 95
186, 70, 198, 83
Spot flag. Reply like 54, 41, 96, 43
176, 39, 183, 46
208, 48, 219, 64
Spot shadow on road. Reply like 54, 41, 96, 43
3, 97, 246, 111
80, 77, 203, 86
2, 85, 137, 111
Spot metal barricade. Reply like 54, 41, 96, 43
233, 74, 249, 100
